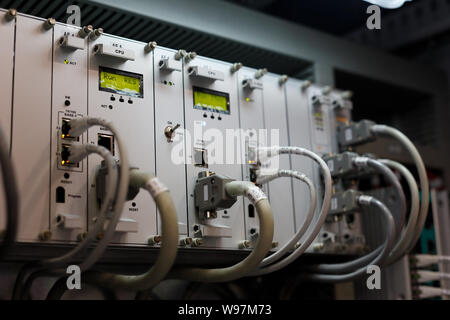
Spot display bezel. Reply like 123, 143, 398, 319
193, 86, 230, 115
98, 66, 144, 98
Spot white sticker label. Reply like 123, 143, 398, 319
146, 178, 169, 198
331, 198, 338, 211
203, 184, 208, 201
345, 128, 353, 141
246, 187, 267, 205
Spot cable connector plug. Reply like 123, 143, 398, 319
64, 117, 90, 138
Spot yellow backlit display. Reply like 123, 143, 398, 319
193, 87, 230, 114
99, 67, 143, 98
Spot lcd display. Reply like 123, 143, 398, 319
99, 66, 143, 98
193, 86, 230, 114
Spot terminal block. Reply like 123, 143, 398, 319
338, 120, 376, 149
194, 171, 237, 220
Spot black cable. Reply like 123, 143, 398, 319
0, 125, 19, 259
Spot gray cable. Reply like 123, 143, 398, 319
371, 124, 429, 254
250, 146, 332, 276
37, 145, 117, 269
303, 157, 407, 275
354, 157, 407, 239
380, 159, 420, 264
256, 170, 317, 267
302, 196, 395, 283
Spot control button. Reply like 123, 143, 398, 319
110, 96, 116, 101
218, 116, 222, 121
119, 97, 124, 103
210, 115, 215, 119
128, 99, 133, 104
203, 113, 207, 118
64, 100, 71, 106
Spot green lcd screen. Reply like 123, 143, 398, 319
193, 87, 230, 114
99, 66, 143, 98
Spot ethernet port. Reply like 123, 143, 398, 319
61, 118, 78, 141
97, 133, 115, 155
60, 144, 79, 167
194, 148, 208, 168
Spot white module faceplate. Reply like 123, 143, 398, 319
4, 12, 364, 258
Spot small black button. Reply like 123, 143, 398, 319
218, 116, 222, 121
128, 99, 133, 104
203, 113, 207, 118
119, 97, 124, 102
64, 173, 70, 179
110, 96, 115, 101
64, 100, 71, 106
210, 115, 215, 119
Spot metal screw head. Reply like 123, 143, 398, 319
78, 25, 93, 38
44, 18, 56, 30
77, 232, 87, 241
341, 90, 353, 99
148, 235, 162, 245
38, 231, 52, 241
322, 86, 332, 95
174, 49, 187, 61
5, 8, 17, 21
230, 62, 243, 73
301, 80, 312, 91
278, 75, 289, 85
89, 28, 103, 40
239, 240, 251, 249
184, 51, 197, 63
144, 41, 157, 53
254, 68, 268, 79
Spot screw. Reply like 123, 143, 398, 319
144, 41, 157, 53
301, 80, 312, 91
278, 75, 288, 85
77, 232, 87, 241
43, 18, 56, 30
5, 8, 17, 21
313, 242, 324, 252
78, 25, 93, 38
341, 90, 353, 99
184, 51, 197, 63
230, 62, 243, 73
322, 86, 332, 95
89, 28, 103, 41
148, 235, 162, 245
174, 49, 187, 61
179, 237, 192, 246
239, 240, 251, 249
254, 68, 268, 79
191, 238, 204, 247
38, 231, 52, 241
